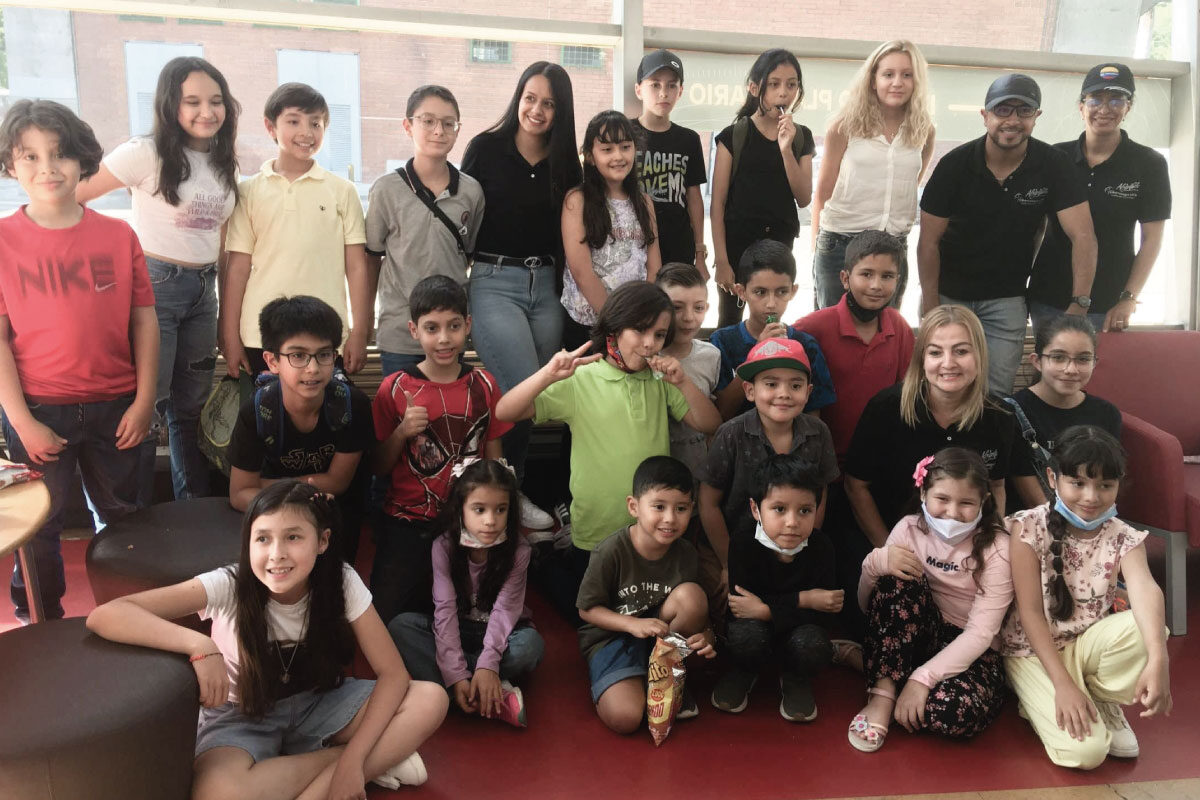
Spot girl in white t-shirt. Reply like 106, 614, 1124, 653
87, 480, 448, 796
812, 40, 936, 310
77, 56, 240, 502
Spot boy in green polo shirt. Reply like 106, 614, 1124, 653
496, 282, 721, 624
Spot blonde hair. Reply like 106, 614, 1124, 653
900, 305, 989, 430
831, 40, 933, 150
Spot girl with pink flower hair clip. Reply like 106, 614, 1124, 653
848, 447, 1013, 753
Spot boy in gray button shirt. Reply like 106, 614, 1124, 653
366, 85, 485, 377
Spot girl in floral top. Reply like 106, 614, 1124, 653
560, 110, 661, 347
1003, 425, 1171, 770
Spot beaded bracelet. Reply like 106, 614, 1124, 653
189, 652, 223, 663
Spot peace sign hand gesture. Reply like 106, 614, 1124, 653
541, 341, 603, 383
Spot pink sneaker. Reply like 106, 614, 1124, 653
497, 681, 526, 728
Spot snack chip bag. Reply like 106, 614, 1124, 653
646, 632, 691, 746
0, 463, 43, 492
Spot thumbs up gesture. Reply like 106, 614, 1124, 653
399, 390, 429, 439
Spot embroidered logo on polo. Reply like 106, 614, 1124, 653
755, 340, 791, 357
1105, 181, 1141, 200
1013, 186, 1049, 206
980, 448, 998, 469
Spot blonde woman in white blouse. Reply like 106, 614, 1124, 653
811, 41, 936, 310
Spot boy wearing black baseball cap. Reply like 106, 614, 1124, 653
1028, 62, 1170, 334
916, 72, 1096, 396
632, 50, 709, 274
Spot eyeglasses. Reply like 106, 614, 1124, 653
991, 104, 1038, 118
278, 349, 337, 368
1084, 96, 1131, 111
409, 115, 461, 133
1037, 352, 1097, 367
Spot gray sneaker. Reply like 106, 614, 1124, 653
711, 668, 757, 713
779, 671, 818, 722
1096, 700, 1139, 758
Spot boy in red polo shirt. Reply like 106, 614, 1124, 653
793, 230, 914, 465
793, 230, 913, 641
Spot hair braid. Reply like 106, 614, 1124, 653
1045, 507, 1075, 621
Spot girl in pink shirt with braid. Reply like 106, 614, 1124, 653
848, 447, 1013, 752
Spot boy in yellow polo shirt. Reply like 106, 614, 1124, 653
222, 82, 371, 377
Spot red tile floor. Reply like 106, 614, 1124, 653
2, 537, 1197, 799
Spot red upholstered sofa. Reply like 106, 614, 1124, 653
1085, 329, 1199, 635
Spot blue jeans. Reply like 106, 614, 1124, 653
139, 258, 218, 503
388, 611, 545, 685
940, 294, 1028, 397
813, 228, 908, 310
1027, 301, 1108, 340
379, 351, 423, 379
2, 396, 140, 619
468, 261, 563, 483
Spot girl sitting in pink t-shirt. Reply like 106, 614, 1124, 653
848, 447, 1013, 752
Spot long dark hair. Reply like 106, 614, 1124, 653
152, 57, 240, 206
435, 460, 522, 616
1045, 425, 1126, 621
578, 110, 655, 250
485, 61, 582, 209
910, 447, 1006, 590
231, 481, 354, 718
735, 49, 805, 120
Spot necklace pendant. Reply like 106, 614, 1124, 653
281, 672, 290, 684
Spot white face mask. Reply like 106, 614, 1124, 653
754, 521, 809, 556
921, 502, 980, 546
460, 527, 507, 550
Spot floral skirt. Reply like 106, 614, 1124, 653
864, 575, 1006, 739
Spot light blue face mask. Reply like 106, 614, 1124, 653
1053, 495, 1117, 531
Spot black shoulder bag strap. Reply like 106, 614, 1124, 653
1001, 395, 1054, 502
397, 162, 470, 267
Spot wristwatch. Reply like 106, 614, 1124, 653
1118, 290, 1137, 303
1070, 295, 1093, 310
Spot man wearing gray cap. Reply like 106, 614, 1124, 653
917, 74, 1097, 396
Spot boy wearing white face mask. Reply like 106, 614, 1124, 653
849, 448, 1014, 753
712, 454, 840, 721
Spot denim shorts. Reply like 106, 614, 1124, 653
587, 634, 653, 704
195, 678, 375, 763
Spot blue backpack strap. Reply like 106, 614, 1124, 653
323, 369, 354, 432
253, 372, 286, 455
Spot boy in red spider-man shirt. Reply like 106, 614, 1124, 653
370, 275, 511, 624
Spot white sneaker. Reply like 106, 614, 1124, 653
519, 494, 555, 530
371, 751, 428, 788
1096, 701, 1139, 758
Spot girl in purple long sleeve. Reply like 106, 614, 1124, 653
388, 459, 544, 727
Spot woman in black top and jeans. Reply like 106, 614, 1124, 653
710, 49, 815, 327
461, 62, 581, 523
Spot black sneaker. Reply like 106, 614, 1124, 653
710, 668, 757, 713
779, 671, 817, 722
677, 685, 699, 720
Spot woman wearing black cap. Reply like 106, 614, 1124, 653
1028, 63, 1171, 333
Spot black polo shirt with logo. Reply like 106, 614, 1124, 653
920, 135, 1086, 301
1028, 131, 1171, 313
845, 384, 1029, 529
